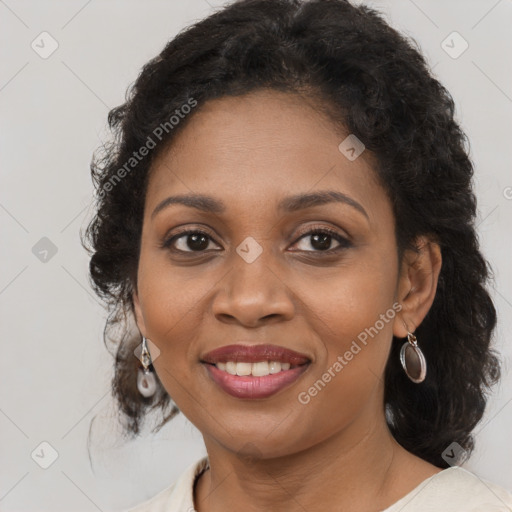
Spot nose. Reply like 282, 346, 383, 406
211, 249, 295, 328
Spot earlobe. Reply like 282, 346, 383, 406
393, 236, 442, 338
132, 290, 147, 337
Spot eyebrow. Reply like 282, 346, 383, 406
151, 190, 369, 221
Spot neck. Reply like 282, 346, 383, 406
194, 406, 415, 512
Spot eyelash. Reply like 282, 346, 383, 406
160, 225, 352, 255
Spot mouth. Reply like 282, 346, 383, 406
212, 360, 302, 375
200, 344, 311, 399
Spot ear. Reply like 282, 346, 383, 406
393, 235, 442, 338
132, 289, 148, 338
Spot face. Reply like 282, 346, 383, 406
133, 89, 405, 459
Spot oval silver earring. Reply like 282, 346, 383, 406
400, 331, 427, 383
137, 337, 157, 397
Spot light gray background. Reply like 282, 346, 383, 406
1, 0, 511, 510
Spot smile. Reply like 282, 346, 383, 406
201, 344, 311, 399
215, 360, 295, 376
204, 362, 310, 399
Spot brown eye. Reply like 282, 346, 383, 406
292, 228, 352, 253
161, 226, 352, 255
162, 229, 221, 253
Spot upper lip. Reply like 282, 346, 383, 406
201, 344, 311, 365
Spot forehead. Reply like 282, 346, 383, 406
146, 89, 389, 225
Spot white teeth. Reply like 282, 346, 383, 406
215, 360, 295, 376
252, 361, 269, 376
235, 362, 252, 376
226, 362, 237, 375
269, 361, 281, 374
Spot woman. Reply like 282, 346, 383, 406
82, 0, 512, 510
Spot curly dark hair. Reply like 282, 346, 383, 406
82, 0, 502, 469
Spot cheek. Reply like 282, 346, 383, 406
304, 254, 398, 344
137, 238, 215, 326
135, 251, 212, 373
296, 254, 398, 408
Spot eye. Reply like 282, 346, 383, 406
291, 226, 352, 253
161, 229, 221, 253
161, 225, 352, 255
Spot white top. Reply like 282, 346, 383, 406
127, 456, 512, 511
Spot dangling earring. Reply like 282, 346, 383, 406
137, 337, 157, 397
400, 330, 427, 384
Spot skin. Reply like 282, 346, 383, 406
133, 88, 443, 512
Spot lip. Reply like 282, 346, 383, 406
201, 344, 311, 365
200, 343, 311, 399
204, 363, 310, 399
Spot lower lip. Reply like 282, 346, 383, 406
204, 363, 310, 399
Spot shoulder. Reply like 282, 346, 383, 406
385, 466, 512, 512
125, 456, 209, 512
